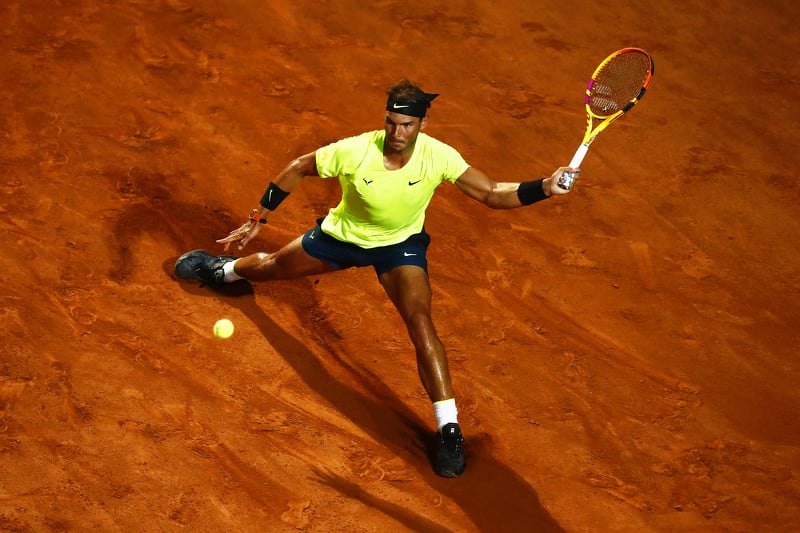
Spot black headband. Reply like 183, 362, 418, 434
386, 92, 439, 118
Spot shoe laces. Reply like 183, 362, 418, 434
441, 424, 463, 456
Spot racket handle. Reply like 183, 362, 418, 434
568, 143, 589, 169
559, 144, 589, 190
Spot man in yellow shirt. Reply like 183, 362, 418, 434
176, 79, 579, 477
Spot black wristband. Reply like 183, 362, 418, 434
260, 182, 290, 211
517, 178, 549, 206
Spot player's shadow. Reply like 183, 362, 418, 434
106, 182, 561, 531
170, 271, 563, 533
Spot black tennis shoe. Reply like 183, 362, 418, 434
174, 249, 238, 287
434, 423, 465, 477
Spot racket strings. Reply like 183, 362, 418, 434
589, 52, 652, 116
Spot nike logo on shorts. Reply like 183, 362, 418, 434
403, 252, 417, 256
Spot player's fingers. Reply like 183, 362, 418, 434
554, 167, 580, 193
216, 223, 250, 243
238, 225, 261, 249
216, 233, 239, 244
217, 225, 248, 250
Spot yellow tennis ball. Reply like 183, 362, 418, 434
213, 318, 234, 339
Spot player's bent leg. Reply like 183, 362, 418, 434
232, 235, 337, 281
175, 236, 337, 286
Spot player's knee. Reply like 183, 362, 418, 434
406, 311, 436, 340
249, 251, 282, 278
253, 252, 271, 264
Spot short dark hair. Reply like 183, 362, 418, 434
386, 79, 428, 106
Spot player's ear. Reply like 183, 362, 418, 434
420, 115, 428, 130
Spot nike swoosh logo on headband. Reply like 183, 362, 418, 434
392, 103, 410, 109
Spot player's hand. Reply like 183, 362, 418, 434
546, 166, 581, 196
216, 220, 262, 252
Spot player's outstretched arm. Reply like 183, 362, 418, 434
217, 151, 319, 251
454, 166, 578, 209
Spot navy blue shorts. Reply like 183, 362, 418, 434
301, 219, 430, 277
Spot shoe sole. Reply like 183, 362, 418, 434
435, 468, 464, 478
434, 454, 465, 478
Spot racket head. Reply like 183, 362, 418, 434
585, 48, 654, 119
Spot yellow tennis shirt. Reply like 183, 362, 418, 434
315, 130, 470, 248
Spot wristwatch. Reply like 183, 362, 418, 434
249, 209, 267, 224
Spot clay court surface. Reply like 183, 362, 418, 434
2, 1, 799, 531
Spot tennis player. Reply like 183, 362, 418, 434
175, 79, 578, 477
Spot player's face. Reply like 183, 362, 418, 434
384, 112, 427, 153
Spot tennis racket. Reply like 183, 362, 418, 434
558, 47, 655, 190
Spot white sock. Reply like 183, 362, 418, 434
433, 398, 459, 431
222, 259, 243, 283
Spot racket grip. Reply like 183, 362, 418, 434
568, 144, 589, 169
559, 144, 589, 190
